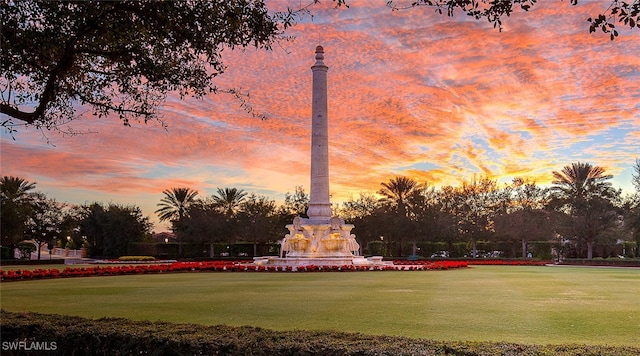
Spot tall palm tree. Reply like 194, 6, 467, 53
155, 187, 199, 224
1, 176, 36, 203
378, 176, 421, 257
212, 187, 247, 217
156, 187, 199, 258
1, 176, 37, 248
551, 162, 616, 259
378, 176, 419, 217
551, 162, 614, 204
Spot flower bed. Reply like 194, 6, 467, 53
0, 260, 469, 282
1, 260, 559, 282
92, 259, 177, 264
393, 259, 550, 266
392, 260, 470, 270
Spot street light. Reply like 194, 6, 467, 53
47, 239, 54, 260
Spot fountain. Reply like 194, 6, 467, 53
254, 46, 387, 268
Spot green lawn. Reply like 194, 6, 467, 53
1, 266, 638, 346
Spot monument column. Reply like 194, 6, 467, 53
306, 45, 332, 222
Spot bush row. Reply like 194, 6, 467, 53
0, 260, 470, 282
1, 311, 637, 356
117, 255, 156, 261
0, 258, 64, 266
558, 259, 640, 267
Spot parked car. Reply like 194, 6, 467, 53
466, 250, 485, 258
431, 251, 449, 258
466, 250, 503, 258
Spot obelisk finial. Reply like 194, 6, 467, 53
315, 45, 324, 61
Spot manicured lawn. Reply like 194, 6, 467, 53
1, 265, 638, 346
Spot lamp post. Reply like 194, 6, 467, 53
48, 238, 54, 260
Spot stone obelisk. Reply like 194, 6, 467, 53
255, 46, 385, 267
306, 45, 332, 224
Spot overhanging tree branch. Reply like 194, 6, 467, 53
387, 0, 640, 37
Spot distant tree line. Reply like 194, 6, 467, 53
2, 160, 639, 260
1, 176, 152, 259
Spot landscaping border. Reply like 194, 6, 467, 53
1, 310, 638, 356
0, 260, 472, 282
557, 258, 640, 267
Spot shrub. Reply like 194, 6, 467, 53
559, 258, 640, 267
1, 311, 638, 355
16, 242, 36, 259
117, 256, 156, 261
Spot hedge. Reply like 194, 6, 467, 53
558, 258, 640, 267
0, 258, 64, 266
1, 311, 638, 356
117, 256, 156, 262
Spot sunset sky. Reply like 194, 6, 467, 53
1, 0, 639, 232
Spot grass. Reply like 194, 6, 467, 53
1, 265, 638, 346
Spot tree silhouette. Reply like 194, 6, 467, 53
387, 0, 640, 40
625, 158, 640, 257
25, 193, 66, 260
1, 176, 37, 250
378, 176, 421, 256
450, 176, 502, 257
1, 0, 289, 132
5, 0, 635, 136
279, 186, 309, 218
551, 162, 618, 259
156, 187, 199, 257
378, 176, 420, 218
551, 162, 614, 203
238, 193, 279, 256
0, 176, 36, 202
80, 202, 151, 257
155, 187, 199, 224
212, 187, 248, 217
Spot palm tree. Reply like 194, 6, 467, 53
551, 162, 617, 259
155, 187, 199, 225
1, 176, 37, 249
155, 187, 199, 258
378, 176, 419, 217
1, 176, 36, 202
377, 176, 421, 257
551, 162, 614, 203
212, 187, 247, 217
